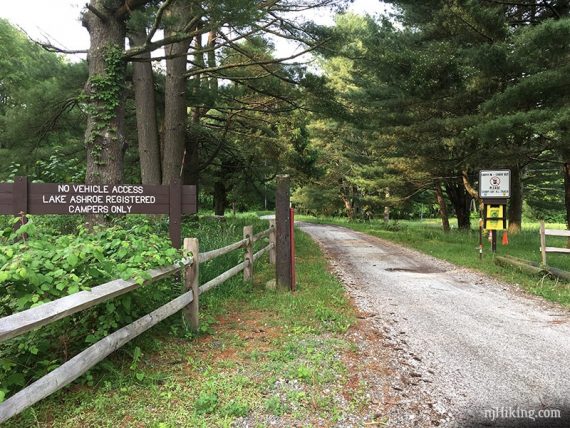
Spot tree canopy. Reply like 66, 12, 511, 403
1, 0, 568, 229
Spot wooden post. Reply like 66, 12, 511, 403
290, 208, 296, 291
275, 175, 291, 291
540, 220, 547, 266
269, 219, 276, 265
183, 238, 200, 332
169, 179, 182, 248
13, 176, 28, 237
244, 225, 253, 281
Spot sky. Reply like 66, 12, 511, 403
0, 0, 391, 61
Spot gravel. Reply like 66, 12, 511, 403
299, 222, 570, 427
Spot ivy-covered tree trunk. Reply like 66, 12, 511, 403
129, 29, 161, 185
507, 163, 523, 233
82, 2, 128, 186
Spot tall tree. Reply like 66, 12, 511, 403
128, 12, 161, 184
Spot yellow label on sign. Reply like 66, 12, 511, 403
486, 205, 503, 219
485, 219, 504, 230
484, 204, 507, 230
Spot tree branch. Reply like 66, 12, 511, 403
86, 3, 108, 22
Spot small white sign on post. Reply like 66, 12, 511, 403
479, 170, 511, 199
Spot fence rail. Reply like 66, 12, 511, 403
0, 264, 184, 343
0, 223, 275, 424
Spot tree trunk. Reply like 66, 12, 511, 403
82, 1, 127, 187
507, 163, 523, 233
341, 195, 354, 220
129, 30, 161, 184
213, 181, 226, 216
445, 177, 471, 230
207, 30, 218, 94
183, 115, 201, 187
462, 170, 483, 211
161, 1, 191, 185
383, 188, 390, 222
183, 32, 210, 188
435, 182, 450, 232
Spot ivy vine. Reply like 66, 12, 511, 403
83, 44, 124, 164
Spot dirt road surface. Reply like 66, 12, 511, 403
299, 223, 570, 428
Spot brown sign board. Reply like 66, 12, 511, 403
0, 177, 197, 248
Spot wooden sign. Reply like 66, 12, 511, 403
0, 177, 196, 248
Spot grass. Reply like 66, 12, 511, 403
5, 223, 362, 427
299, 215, 570, 307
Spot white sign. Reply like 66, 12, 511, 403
479, 170, 510, 199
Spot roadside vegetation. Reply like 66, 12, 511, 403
300, 216, 570, 307
2, 215, 365, 427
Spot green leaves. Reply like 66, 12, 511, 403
0, 215, 183, 401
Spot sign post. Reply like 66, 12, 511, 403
479, 170, 511, 254
0, 177, 196, 248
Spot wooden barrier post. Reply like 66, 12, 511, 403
169, 179, 182, 248
13, 176, 28, 237
540, 221, 547, 266
244, 225, 253, 281
183, 238, 200, 332
290, 208, 296, 291
269, 219, 276, 265
275, 175, 291, 291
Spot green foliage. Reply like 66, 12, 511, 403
0, 217, 179, 400
32, 147, 85, 183
298, 3, 569, 224
0, 19, 86, 177
3, 225, 357, 427
0, 213, 275, 404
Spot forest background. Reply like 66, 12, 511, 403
0, 0, 568, 230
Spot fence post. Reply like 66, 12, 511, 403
13, 176, 29, 238
275, 175, 291, 290
540, 220, 547, 266
183, 238, 200, 332
244, 225, 253, 281
269, 219, 276, 265
169, 179, 182, 248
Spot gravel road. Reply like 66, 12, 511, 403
299, 223, 570, 428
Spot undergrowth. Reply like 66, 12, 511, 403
0, 213, 269, 403
3, 225, 359, 427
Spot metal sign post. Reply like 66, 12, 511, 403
479, 170, 511, 255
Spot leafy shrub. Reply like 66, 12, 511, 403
0, 217, 180, 401
0, 213, 270, 403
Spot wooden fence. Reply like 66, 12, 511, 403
0, 221, 276, 423
539, 220, 570, 265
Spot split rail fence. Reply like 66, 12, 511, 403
539, 220, 570, 265
0, 221, 276, 424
